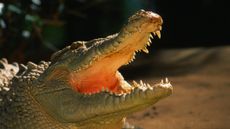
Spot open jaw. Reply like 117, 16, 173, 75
66, 28, 173, 125
68, 10, 171, 97
69, 31, 168, 96
55, 10, 173, 126
31, 10, 172, 128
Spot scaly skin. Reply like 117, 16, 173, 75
0, 10, 172, 129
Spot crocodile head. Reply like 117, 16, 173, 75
35, 10, 172, 129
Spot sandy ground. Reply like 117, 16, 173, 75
126, 46, 230, 129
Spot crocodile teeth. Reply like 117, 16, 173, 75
142, 47, 149, 53
156, 30, 161, 39
148, 38, 152, 43
139, 80, 148, 91
126, 53, 136, 64
159, 26, 162, 31
160, 77, 170, 84
165, 77, 169, 83
150, 33, 154, 39
140, 80, 143, 86
132, 80, 140, 87
161, 79, 164, 84
147, 42, 151, 46
132, 55, 136, 60
147, 83, 152, 90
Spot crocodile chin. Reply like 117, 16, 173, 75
69, 30, 162, 95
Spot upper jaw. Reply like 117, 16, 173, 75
123, 9, 163, 35
65, 10, 163, 73
111, 12, 163, 56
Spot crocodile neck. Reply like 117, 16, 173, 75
0, 83, 67, 129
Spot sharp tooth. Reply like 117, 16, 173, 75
147, 42, 151, 46
161, 79, 164, 84
147, 83, 152, 89
142, 47, 149, 53
148, 38, 152, 43
121, 81, 132, 91
150, 33, 154, 39
159, 26, 162, 31
132, 80, 139, 87
140, 80, 143, 86
156, 31, 161, 39
165, 77, 169, 83
153, 32, 156, 36
133, 52, 136, 56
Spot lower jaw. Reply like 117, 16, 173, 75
73, 99, 155, 129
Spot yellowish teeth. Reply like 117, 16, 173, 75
142, 47, 149, 53
148, 38, 152, 43
147, 42, 151, 46
150, 33, 154, 39
161, 79, 164, 84
132, 80, 139, 87
156, 30, 161, 39
140, 80, 143, 86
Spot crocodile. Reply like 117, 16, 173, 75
0, 10, 172, 129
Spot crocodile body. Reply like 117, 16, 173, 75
0, 10, 172, 129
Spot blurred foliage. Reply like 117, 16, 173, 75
0, 0, 229, 63
0, 0, 156, 63
0, 0, 66, 62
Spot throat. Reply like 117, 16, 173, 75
69, 70, 123, 94
68, 48, 135, 94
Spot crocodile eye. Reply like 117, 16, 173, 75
0, 60, 5, 69
0, 63, 5, 69
70, 42, 86, 50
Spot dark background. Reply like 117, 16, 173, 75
0, 0, 229, 63
1, 1, 229, 129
